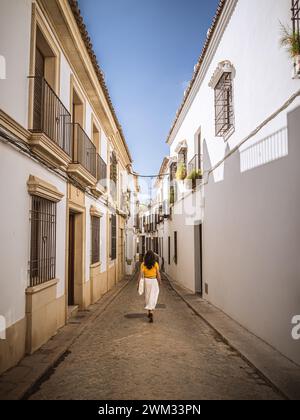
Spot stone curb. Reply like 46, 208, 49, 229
0, 274, 134, 401
163, 273, 300, 401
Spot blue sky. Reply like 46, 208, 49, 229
78, 0, 220, 176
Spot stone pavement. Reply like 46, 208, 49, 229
25, 275, 283, 400
166, 275, 300, 401
0, 276, 131, 400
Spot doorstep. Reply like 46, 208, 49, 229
164, 273, 300, 401
67, 305, 79, 320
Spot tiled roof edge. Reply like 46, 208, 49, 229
166, 0, 227, 144
68, 0, 133, 163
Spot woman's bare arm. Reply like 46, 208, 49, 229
156, 267, 162, 285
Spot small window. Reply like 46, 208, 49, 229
214, 72, 234, 137
110, 214, 117, 260
30, 196, 57, 286
174, 231, 178, 265
91, 216, 100, 265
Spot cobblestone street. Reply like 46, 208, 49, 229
28, 276, 282, 400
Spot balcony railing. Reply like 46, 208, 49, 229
96, 153, 107, 189
30, 76, 72, 157
72, 123, 96, 178
188, 154, 202, 189
188, 154, 201, 174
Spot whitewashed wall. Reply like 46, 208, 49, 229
0, 0, 32, 126
167, 0, 300, 364
0, 142, 67, 328
0, 0, 113, 328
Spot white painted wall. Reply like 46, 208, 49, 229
0, 141, 67, 327
0, 0, 32, 127
166, 0, 300, 364
0, 0, 116, 329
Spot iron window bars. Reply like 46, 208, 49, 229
292, 0, 300, 42
214, 72, 234, 137
91, 216, 100, 265
29, 196, 57, 287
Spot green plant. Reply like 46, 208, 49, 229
280, 24, 300, 58
187, 169, 202, 181
176, 162, 187, 180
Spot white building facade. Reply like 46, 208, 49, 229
155, 0, 300, 365
0, 0, 136, 375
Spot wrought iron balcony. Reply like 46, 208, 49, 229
72, 123, 96, 177
96, 153, 107, 189
188, 154, 201, 174
188, 154, 202, 189
29, 76, 72, 167
67, 123, 97, 187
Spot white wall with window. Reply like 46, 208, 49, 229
0, 141, 67, 331
166, 0, 300, 365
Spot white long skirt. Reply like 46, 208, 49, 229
144, 278, 159, 311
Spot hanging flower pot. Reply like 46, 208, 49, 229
293, 54, 300, 78
280, 24, 300, 79
176, 162, 187, 181
187, 170, 202, 189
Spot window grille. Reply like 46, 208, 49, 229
91, 216, 100, 265
214, 72, 234, 137
292, 0, 300, 40
110, 214, 117, 260
29, 196, 56, 287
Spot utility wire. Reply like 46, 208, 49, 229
131, 88, 300, 186
0, 127, 108, 206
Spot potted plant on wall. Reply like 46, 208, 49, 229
187, 169, 203, 190
280, 24, 300, 79
176, 162, 187, 181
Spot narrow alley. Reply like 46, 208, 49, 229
28, 275, 282, 401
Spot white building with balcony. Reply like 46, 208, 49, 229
0, 0, 134, 375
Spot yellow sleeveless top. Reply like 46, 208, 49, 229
141, 262, 159, 278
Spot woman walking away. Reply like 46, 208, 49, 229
138, 250, 161, 323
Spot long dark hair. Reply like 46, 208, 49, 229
144, 250, 156, 270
